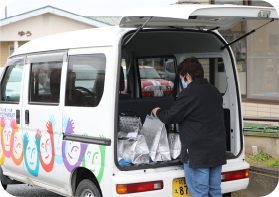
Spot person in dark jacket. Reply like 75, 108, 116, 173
152, 57, 226, 197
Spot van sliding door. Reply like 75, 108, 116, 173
0, 57, 26, 180
62, 47, 112, 197
21, 52, 65, 189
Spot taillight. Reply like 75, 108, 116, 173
116, 181, 163, 194
221, 169, 249, 182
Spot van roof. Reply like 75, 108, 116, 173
11, 26, 129, 57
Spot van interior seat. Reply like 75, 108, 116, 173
119, 66, 131, 100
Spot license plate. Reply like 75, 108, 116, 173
172, 178, 191, 197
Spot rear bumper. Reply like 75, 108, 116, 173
110, 168, 185, 197
221, 178, 249, 194
110, 168, 249, 197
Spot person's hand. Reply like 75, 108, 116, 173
152, 107, 160, 117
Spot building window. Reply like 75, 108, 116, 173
9, 45, 21, 56
246, 20, 279, 101
218, 21, 247, 95
250, 0, 273, 7
214, 0, 243, 5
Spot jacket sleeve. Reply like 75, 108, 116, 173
156, 90, 193, 124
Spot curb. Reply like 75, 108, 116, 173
232, 162, 279, 197
249, 162, 279, 178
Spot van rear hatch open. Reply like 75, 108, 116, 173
120, 4, 278, 30
115, 4, 278, 171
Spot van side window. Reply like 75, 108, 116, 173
29, 62, 62, 103
1, 59, 24, 103
65, 54, 106, 107
137, 58, 174, 97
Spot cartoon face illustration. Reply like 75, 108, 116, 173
65, 141, 82, 166
62, 117, 87, 173
4, 128, 12, 158
13, 134, 23, 159
83, 145, 101, 175
0, 133, 3, 157
10, 119, 24, 166
48, 115, 62, 164
4, 130, 11, 151
54, 131, 63, 155
81, 135, 106, 184
40, 136, 52, 164
0, 117, 6, 165
24, 131, 41, 177
26, 139, 38, 171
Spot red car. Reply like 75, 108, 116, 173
123, 66, 174, 97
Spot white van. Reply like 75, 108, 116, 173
0, 4, 277, 197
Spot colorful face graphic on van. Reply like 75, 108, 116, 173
40, 121, 55, 172
3, 129, 11, 158
82, 145, 101, 174
82, 135, 107, 183
3, 118, 14, 158
0, 117, 5, 165
65, 141, 82, 165
10, 118, 24, 166
52, 115, 63, 164
24, 130, 41, 177
54, 131, 63, 164
62, 117, 87, 172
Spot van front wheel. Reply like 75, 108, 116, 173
75, 179, 101, 197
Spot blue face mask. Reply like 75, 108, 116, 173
181, 79, 188, 89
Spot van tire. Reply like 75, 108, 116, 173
1, 182, 7, 190
75, 179, 101, 197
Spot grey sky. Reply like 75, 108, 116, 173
0, 0, 177, 19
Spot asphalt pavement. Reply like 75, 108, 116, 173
3, 184, 64, 197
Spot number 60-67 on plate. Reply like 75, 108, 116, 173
172, 178, 191, 197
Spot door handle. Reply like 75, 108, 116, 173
16, 110, 20, 124
25, 110, 29, 124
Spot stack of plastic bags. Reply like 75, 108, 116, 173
118, 114, 182, 166
140, 115, 171, 162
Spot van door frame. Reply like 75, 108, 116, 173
114, 29, 243, 171
0, 55, 27, 182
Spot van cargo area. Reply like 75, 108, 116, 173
115, 29, 242, 170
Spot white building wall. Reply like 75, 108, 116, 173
0, 13, 96, 41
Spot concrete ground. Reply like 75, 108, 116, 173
3, 184, 63, 197
2, 162, 278, 197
